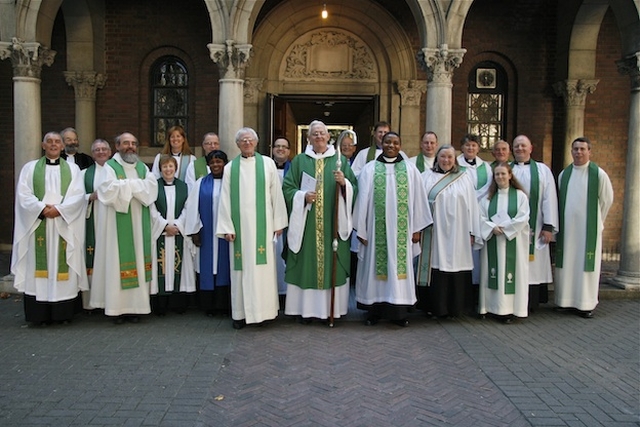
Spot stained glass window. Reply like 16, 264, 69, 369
467, 63, 506, 150
151, 57, 188, 146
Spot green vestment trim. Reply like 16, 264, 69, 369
374, 161, 408, 279
84, 164, 96, 274
416, 171, 464, 286
556, 162, 600, 271
416, 154, 425, 173
487, 187, 518, 294
511, 160, 539, 260
194, 156, 208, 181
476, 162, 488, 189
106, 158, 152, 289
155, 179, 188, 294
366, 144, 377, 162
230, 153, 267, 270
33, 157, 71, 280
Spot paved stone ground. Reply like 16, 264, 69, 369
0, 291, 638, 427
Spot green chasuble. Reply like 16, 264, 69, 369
282, 152, 357, 290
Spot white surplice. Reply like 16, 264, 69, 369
555, 162, 613, 311
216, 155, 288, 324
90, 153, 158, 316
479, 188, 530, 317
11, 160, 88, 301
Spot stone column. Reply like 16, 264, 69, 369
208, 40, 252, 157
553, 79, 599, 166
612, 52, 640, 290
397, 80, 426, 155
244, 77, 264, 149
418, 45, 466, 146
64, 71, 106, 153
0, 38, 56, 183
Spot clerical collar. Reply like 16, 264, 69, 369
276, 162, 286, 169
212, 173, 223, 179
163, 179, 175, 186
376, 154, 402, 164
45, 157, 60, 165
516, 160, 531, 165
172, 152, 181, 157
241, 154, 254, 158
464, 158, 476, 165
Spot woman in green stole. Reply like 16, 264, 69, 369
478, 163, 530, 323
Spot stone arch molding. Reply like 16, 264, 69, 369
280, 30, 378, 83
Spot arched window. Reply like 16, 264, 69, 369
150, 56, 189, 146
467, 61, 507, 150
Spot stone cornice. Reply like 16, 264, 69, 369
418, 45, 466, 84
616, 52, 640, 91
207, 40, 252, 79
64, 71, 107, 100
0, 37, 56, 79
553, 79, 599, 108
396, 80, 426, 106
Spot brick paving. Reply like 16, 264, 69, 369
0, 291, 638, 427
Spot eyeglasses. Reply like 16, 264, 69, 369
239, 138, 255, 144
310, 132, 327, 137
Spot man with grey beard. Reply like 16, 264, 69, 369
60, 127, 94, 170
90, 132, 158, 324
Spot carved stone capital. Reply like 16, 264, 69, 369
553, 79, 599, 108
396, 80, 426, 106
0, 37, 56, 79
418, 45, 466, 84
616, 52, 640, 91
207, 40, 252, 79
64, 71, 106, 100
244, 78, 264, 104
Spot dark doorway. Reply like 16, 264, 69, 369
268, 94, 378, 155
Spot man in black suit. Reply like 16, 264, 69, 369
61, 127, 94, 170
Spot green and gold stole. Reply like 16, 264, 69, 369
84, 164, 97, 275
106, 158, 152, 289
487, 187, 518, 294
314, 157, 326, 289
416, 170, 464, 286
230, 153, 267, 270
194, 156, 208, 181
33, 157, 71, 280
155, 180, 188, 294
556, 162, 600, 272
374, 161, 408, 280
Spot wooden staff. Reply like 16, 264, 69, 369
329, 145, 343, 328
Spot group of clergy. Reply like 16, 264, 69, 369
11, 122, 613, 328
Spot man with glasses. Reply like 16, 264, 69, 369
217, 128, 288, 329
185, 132, 220, 190
272, 136, 292, 307
91, 132, 158, 324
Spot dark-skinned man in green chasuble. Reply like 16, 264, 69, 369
12, 132, 88, 324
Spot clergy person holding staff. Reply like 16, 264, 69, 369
283, 120, 357, 325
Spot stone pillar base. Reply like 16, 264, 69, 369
610, 271, 640, 290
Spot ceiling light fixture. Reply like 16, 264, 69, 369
321, 4, 328, 19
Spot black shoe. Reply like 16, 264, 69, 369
113, 316, 125, 325
503, 316, 513, 324
393, 319, 409, 327
232, 319, 246, 329
579, 311, 594, 319
298, 317, 312, 325
365, 316, 379, 326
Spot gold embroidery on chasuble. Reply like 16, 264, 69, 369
315, 158, 325, 289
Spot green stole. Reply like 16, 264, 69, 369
511, 160, 539, 260
84, 164, 97, 275
476, 162, 488, 189
366, 144, 378, 162
487, 187, 518, 294
155, 180, 188, 294
230, 153, 267, 270
33, 157, 72, 280
556, 162, 600, 272
416, 154, 426, 173
194, 156, 209, 181
106, 158, 152, 289
416, 171, 464, 286
373, 160, 408, 280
